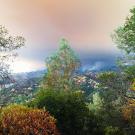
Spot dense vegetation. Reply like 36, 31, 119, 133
0, 6, 135, 135
0, 105, 59, 135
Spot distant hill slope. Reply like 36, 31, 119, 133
0, 64, 118, 106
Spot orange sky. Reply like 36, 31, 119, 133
0, 0, 135, 72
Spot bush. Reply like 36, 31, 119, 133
0, 104, 60, 135
104, 126, 123, 135
30, 89, 103, 135
122, 99, 135, 127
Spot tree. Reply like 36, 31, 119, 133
0, 25, 25, 87
112, 7, 135, 69
96, 72, 128, 128
111, 5, 135, 106
104, 126, 123, 135
30, 89, 103, 135
43, 38, 80, 91
112, 7, 135, 54
97, 72, 129, 104
112, 7, 135, 103
112, 7, 135, 93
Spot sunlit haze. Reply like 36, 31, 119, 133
0, 0, 135, 73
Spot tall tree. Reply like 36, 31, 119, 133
112, 7, 135, 91
112, 7, 135, 69
112, 7, 135, 131
43, 38, 80, 90
0, 25, 25, 87
112, 7, 135, 54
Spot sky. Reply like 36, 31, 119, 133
0, 0, 135, 73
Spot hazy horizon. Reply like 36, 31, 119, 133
0, 0, 135, 73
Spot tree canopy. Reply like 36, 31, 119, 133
112, 8, 135, 54
43, 38, 80, 90
0, 25, 25, 86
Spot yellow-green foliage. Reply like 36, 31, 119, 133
131, 79, 135, 91
122, 99, 135, 127
43, 38, 80, 90
0, 104, 60, 135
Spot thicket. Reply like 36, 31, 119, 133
0, 105, 59, 135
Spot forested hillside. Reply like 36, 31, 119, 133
0, 5, 135, 135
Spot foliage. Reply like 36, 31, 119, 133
124, 65, 135, 82
111, 7, 135, 133
111, 7, 135, 134
111, 7, 135, 90
97, 72, 118, 91
95, 72, 129, 129
97, 72, 129, 105
131, 79, 135, 91
122, 99, 135, 127
0, 75, 42, 106
112, 7, 135, 54
104, 126, 123, 135
88, 92, 104, 112
30, 89, 103, 135
0, 104, 59, 135
42, 38, 80, 91
0, 25, 25, 86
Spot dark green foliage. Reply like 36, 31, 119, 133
124, 65, 135, 82
30, 89, 103, 135
111, 7, 135, 134
97, 72, 129, 104
96, 72, 129, 130
104, 126, 124, 135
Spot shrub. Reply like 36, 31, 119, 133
122, 99, 135, 127
30, 89, 103, 135
104, 126, 123, 135
0, 104, 60, 135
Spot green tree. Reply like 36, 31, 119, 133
112, 7, 135, 71
96, 72, 128, 128
43, 38, 80, 91
92, 92, 104, 110
112, 6, 135, 107
0, 25, 25, 87
97, 72, 129, 104
112, 7, 135, 54
104, 126, 123, 135
30, 89, 103, 135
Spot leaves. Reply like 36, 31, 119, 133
0, 25, 25, 87
0, 104, 60, 135
130, 79, 135, 91
43, 38, 80, 91
122, 99, 135, 127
